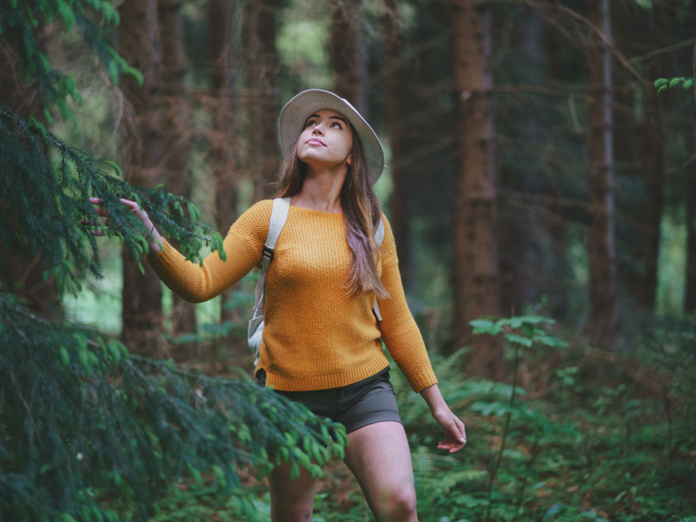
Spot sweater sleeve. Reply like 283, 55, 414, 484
146, 200, 272, 303
376, 216, 438, 393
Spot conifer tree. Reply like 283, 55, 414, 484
0, 3, 345, 520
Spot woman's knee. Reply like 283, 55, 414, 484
373, 483, 418, 521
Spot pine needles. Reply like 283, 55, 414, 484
0, 105, 225, 298
0, 294, 346, 521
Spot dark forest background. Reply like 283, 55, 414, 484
1, 0, 695, 520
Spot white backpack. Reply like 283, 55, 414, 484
247, 197, 385, 364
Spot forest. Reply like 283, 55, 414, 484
1, 0, 695, 520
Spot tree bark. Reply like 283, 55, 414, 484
382, 0, 412, 290
587, 0, 618, 344
450, 0, 504, 380
330, 0, 365, 112
209, 0, 251, 366
159, 0, 197, 340
244, 0, 281, 202
685, 6, 696, 315
119, 0, 165, 356
0, 30, 59, 317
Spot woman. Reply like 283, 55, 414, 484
94, 89, 466, 521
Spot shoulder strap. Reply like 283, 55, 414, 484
249, 197, 291, 364
261, 197, 291, 272
373, 216, 385, 322
375, 216, 385, 247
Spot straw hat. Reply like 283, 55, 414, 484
278, 89, 386, 185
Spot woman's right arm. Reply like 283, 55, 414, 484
91, 198, 271, 303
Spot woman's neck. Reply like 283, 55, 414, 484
292, 166, 346, 213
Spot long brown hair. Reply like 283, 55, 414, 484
273, 127, 389, 299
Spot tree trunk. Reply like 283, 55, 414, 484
209, 0, 251, 366
450, 0, 504, 380
685, 7, 696, 315
330, 0, 365, 112
542, 20, 570, 321
119, 0, 165, 356
382, 0, 412, 290
686, 117, 696, 315
587, 0, 618, 344
0, 30, 59, 317
633, 5, 668, 312
159, 0, 197, 341
244, 0, 281, 202
499, 8, 544, 316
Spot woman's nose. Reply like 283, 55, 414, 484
312, 123, 324, 135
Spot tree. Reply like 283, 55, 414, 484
208, 0, 251, 364
159, 0, 198, 340
118, 0, 166, 355
382, 0, 413, 290
243, 0, 282, 202
330, 0, 364, 111
450, 0, 504, 379
587, 0, 618, 343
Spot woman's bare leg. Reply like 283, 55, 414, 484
344, 421, 418, 522
268, 461, 318, 522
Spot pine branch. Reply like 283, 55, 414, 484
0, 293, 346, 521
0, 105, 224, 297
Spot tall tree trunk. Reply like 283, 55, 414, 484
382, 0, 412, 289
244, 0, 281, 202
119, 0, 165, 356
0, 29, 59, 317
450, 0, 504, 380
686, 116, 696, 315
542, 20, 570, 321
209, 0, 251, 366
685, 11, 696, 315
633, 5, 668, 312
159, 0, 197, 341
587, 0, 618, 344
330, 0, 365, 112
499, 8, 544, 316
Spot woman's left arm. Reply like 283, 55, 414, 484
420, 384, 467, 453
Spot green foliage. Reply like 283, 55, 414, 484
0, 106, 225, 297
0, 293, 346, 521
655, 76, 696, 93
387, 316, 696, 521
0, 0, 140, 123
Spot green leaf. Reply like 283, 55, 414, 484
654, 78, 669, 87
683, 79, 694, 90
505, 333, 533, 347
669, 77, 682, 88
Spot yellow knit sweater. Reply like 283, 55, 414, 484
147, 199, 438, 392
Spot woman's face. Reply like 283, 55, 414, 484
296, 109, 354, 172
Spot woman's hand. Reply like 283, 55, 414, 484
419, 384, 467, 453
431, 406, 467, 453
89, 197, 163, 254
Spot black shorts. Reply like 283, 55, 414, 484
256, 367, 402, 433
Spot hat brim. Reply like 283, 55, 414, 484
278, 89, 385, 186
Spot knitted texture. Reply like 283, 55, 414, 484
148, 200, 438, 392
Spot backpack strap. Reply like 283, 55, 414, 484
373, 216, 385, 322
248, 197, 291, 363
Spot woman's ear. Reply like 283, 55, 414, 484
346, 155, 353, 166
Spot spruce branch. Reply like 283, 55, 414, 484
0, 105, 224, 296
0, 294, 345, 520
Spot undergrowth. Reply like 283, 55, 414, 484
103, 314, 696, 521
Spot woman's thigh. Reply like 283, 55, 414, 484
344, 421, 417, 521
268, 461, 318, 522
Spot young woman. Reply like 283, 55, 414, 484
93, 89, 466, 521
